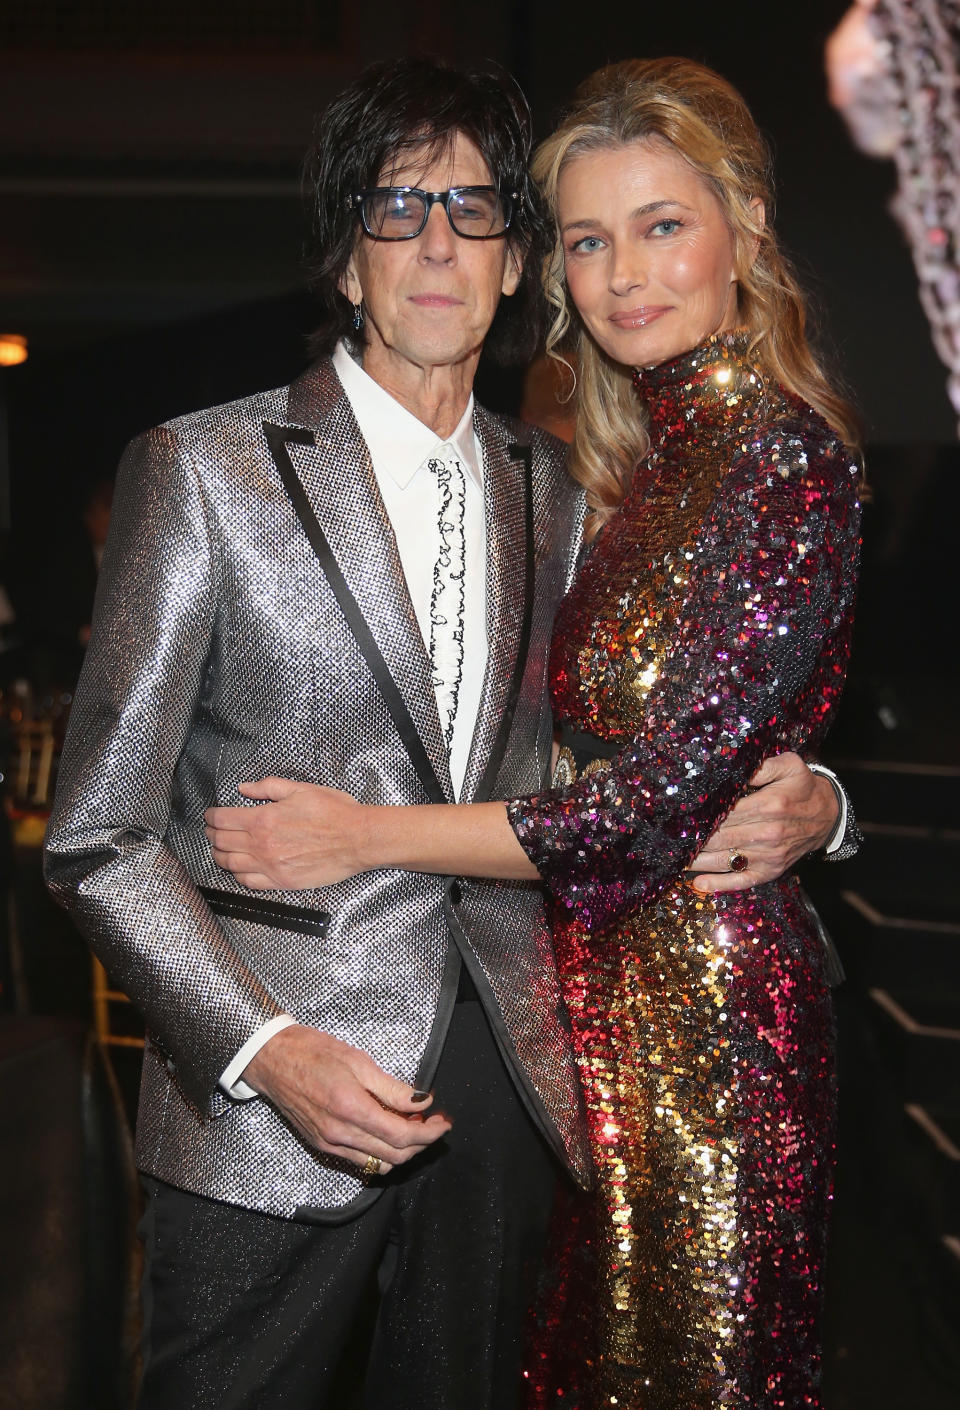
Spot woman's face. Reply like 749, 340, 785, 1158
556, 138, 743, 369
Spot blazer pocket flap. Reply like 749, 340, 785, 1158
199, 884, 330, 939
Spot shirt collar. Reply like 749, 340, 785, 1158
332, 341, 481, 491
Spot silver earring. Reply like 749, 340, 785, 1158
353, 301, 363, 331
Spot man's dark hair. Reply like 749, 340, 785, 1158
303, 56, 550, 365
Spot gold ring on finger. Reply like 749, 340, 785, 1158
728, 849, 749, 873
361, 1154, 382, 1177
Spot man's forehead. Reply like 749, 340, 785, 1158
376, 132, 494, 188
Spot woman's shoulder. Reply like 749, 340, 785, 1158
734, 385, 861, 498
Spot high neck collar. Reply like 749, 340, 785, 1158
632, 329, 765, 443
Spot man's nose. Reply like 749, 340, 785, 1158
418, 201, 457, 260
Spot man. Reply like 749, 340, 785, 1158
45, 57, 853, 1410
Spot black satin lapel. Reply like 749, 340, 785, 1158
263, 415, 451, 804
462, 415, 536, 804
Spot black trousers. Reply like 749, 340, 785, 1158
137, 996, 559, 1410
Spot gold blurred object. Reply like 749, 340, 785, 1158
362, 1155, 382, 1177
0, 334, 28, 367
91, 955, 144, 1049
14, 719, 55, 808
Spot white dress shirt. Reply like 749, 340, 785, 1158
331, 340, 488, 794
220, 342, 489, 1098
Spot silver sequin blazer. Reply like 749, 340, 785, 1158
44, 358, 593, 1219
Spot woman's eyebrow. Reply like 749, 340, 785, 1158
562, 199, 696, 233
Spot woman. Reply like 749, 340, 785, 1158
213, 59, 862, 1406
509, 63, 861, 1410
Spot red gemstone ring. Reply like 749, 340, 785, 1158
728, 849, 749, 873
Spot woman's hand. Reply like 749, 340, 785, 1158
204, 778, 369, 889
206, 784, 537, 891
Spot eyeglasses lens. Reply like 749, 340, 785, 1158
447, 190, 508, 237
364, 191, 423, 238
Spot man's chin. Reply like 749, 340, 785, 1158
384, 335, 486, 375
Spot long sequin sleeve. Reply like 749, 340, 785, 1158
44, 427, 285, 1109
508, 422, 861, 932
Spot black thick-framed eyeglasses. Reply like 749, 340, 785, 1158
349, 186, 517, 241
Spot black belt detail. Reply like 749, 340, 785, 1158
263, 421, 447, 806
473, 443, 536, 803
556, 722, 616, 773
200, 884, 330, 939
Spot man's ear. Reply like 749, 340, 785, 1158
501, 241, 524, 298
339, 256, 362, 306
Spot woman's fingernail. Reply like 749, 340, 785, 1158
411, 1089, 431, 1103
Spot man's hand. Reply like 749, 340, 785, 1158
243, 1024, 451, 1175
205, 778, 366, 889
688, 752, 840, 894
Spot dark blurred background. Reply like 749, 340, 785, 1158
0, 3, 957, 1408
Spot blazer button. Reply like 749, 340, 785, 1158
449, 880, 463, 905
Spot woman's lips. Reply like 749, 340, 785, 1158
608, 306, 671, 329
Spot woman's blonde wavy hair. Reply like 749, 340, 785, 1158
531, 57, 861, 538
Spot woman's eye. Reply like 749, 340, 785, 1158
570, 235, 604, 254
650, 218, 682, 236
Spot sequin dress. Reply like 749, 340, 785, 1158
508, 332, 862, 1409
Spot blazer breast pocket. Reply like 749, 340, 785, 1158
199, 885, 330, 940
